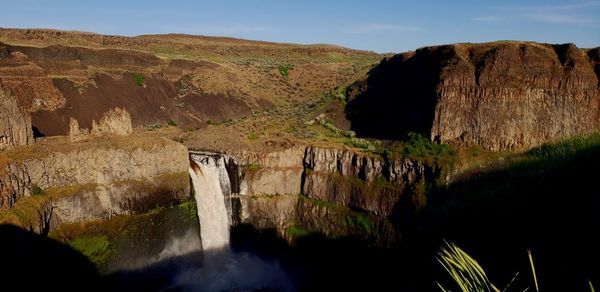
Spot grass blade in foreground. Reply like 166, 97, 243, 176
527, 249, 539, 292
437, 241, 500, 292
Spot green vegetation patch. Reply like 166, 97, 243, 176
67, 235, 113, 268
44, 184, 99, 199
285, 226, 312, 238
0, 195, 48, 228
49, 201, 198, 273
31, 184, 43, 195
242, 163, 262, 172
385, 133, 456, 182
133, 72, 145, 86
296, 195, 379, 240
340, 211, 373, 234
527, 131, 600, 162
277, 64, 293, 77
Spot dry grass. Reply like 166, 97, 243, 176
0, 132, 178, 165
436, 242, 598, 292
437, 241, 500, 292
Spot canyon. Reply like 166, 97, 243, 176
0, 28, 599, 291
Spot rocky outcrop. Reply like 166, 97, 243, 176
302, 147, 425, 215
0, 137, 189, 232
91, 107, 133, 137
347, 42, 600, 151
69, 118, 89, 142
69, 108, 133, 142
219, 145, 427, 242
0, 89, 34, 150
235, 146, 305, 196
238, 194, 298, 235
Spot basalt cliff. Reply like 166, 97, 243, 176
204, 145, 429, 245
0, 135, 189, 233
347, 42, 600, 151
0, 29, 599, 290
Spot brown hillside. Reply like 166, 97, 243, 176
0, 28, 380, 137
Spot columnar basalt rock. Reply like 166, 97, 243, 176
347, 42, 600, 151
0, 137, 190, 232
0, 89, 34, 150
234, 146, 305, 196
302, 147, 425, 215
69, 108, 133, 142
226, 145, 427, 241
68, 117, 89, 142
91, 107, 133, 137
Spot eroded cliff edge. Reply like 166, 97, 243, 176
0, 136, 189, 233
347, 42, 600, 151
213, 144, 432, 246
0, 88, 34, 150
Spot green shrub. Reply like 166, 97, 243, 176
389, 132, 455, 172
344, 137, 378, 151
31, 185, 43, 195
179, 201, 198, 221
145, 123, 162, 131
350, 212, 373, 234
243, 163, 261, 172
285, 226, 311, 238
247, 132, 258, 140
167, 120, 177, 127
133, 73, 145, 86
278, 64, 293, 77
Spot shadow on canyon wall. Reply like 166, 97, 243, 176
230, 224, 439, 291
0, 224, 102, 291
411, 143, 600, 291
345, 48, 447, 140
3, 145, 598, 291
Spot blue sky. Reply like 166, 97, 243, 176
0, 0, 598, 53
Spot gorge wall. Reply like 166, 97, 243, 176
0, 137, 190, 233
347, 42, 600, 151
0, 88, 34, 150
202, 145, 430, 245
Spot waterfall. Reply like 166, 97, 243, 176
150, 152, 292, 291
189, 154, 231, 251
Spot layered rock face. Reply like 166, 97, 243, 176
0, 89, 34, 150
303, 147, 425, 215
0, 137, 189, 232
347, 42, 600, 151
230, 146, 306, 233
235, 146, 305, 196
218, 145, 427, 243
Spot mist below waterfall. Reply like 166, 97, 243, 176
147, 154, 293, 291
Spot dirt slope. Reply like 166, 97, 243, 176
0, 28, 380, 137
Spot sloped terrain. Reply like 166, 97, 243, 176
0, 28, 380, 137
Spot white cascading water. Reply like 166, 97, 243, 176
188, 154, 231, 251
152, 153, 292, 291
